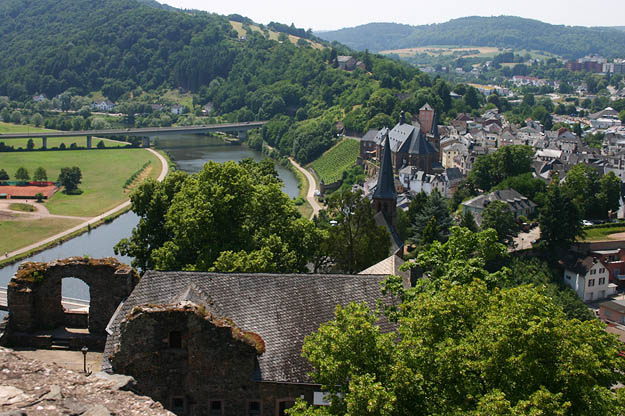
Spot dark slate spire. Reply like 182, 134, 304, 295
373, 133, 396, 200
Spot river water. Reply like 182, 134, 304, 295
0, 134, 298, 301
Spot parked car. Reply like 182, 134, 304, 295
582, 220, 593, 226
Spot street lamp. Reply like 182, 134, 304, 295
81, 346, 88, 374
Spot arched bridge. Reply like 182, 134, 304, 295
0, 121, 268, 148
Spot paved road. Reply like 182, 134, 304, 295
512, 226, 541, 251
4, 148, 169, 260
288, 157, 323, 219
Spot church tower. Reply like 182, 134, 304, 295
373, 132, 397, 228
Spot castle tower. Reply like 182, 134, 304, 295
373, 132, 397, 228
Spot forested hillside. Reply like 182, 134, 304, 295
0, 0, 442, 164
317, 16, 625, 58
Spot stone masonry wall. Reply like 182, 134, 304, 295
110, 303, 319, 415
7, 257, 139, 334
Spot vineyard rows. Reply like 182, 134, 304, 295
310, 139, 360, 184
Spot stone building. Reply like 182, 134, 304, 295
104, 271, 398, 416
359, 106, 441, 173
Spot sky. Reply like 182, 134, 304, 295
160, 0, 625, 31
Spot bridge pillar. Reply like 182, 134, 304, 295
42, 137, 47, 150
142, 137, 150, 148
86, 135, 92, 149
238, 130, 247, 140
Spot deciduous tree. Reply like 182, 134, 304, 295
481, 200, 518, 245
33, 167, 47, 182
324, 189, 391, 274
57, 166, 82, 192
14, 167, 29, 181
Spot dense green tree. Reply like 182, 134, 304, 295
292, 277, 625, 415
598, 171, 622, 217
481, 200, 518, 245
324, 189, 391, 273
0, 169, 9, 181
463, 86, 480, 109
116, 159, 319, 273
459, 209, 478, 232
14, 167, 29, 181
408, 190, 452, 246
562, 164, 618, 219
468, 145, 534, 191
26, 138, 34, 150
33, 167, 47, 182
31, 112, 43, 127
492, 172, 546, 202
57, 166, 82, 192
540, 179, 583, 251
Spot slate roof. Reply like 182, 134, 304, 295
373, 134, 397, 200
103, 272, 395, 384
462, 189, 537, 212
562, 255, 604, 275
361, 128, 379, 143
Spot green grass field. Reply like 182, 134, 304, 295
0, 217, 84, 253
582, 225, 625, 241
310, 138, 360, 184
0, 121, 126, 149
0, 148, 161, 216
8, 203, 35, 212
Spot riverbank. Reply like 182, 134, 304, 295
0, 147, 169, 267
288, 157, 323, 219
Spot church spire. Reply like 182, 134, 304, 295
373, 132, 396, 201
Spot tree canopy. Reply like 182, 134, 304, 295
116, 159, 323, 273
293, 277, 625, 416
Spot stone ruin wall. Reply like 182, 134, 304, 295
6, 257, 139, 335
110, 303, 317, 415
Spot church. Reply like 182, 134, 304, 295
360, 104, 441, 174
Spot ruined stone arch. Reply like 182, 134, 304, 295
7, 257, 139, 334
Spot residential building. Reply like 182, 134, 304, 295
563, 256, 617, 302
599, 299, 625, 325
171, 104, 184, 115
337, 56, 357, 71
462, 189, 536, 223
92, 100, 115, 112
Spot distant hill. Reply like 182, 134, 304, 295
316, 16, 625, 59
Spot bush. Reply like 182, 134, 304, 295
294, 197, 305, 206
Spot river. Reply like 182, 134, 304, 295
0, 134, 299, 302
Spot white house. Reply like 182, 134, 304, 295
92, 100, 115, 112
171, 104, 185, 115
563, 256, 617, 302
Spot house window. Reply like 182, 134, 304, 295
599, 268, 606, 273
169, 331, 182, 349
171, 397, 186, 414
588, 279, 595, 287
248, 401, 262, 416
276, 400, 295, 416
209, 400, 224, 416
599, 277, 605, 285
565, 274, 571, 280
590, 269, 597, 275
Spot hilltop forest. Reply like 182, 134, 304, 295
0, 0, 457, 164
316, 16, 625, 58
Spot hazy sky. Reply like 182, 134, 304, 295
161, 0, 624, 31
